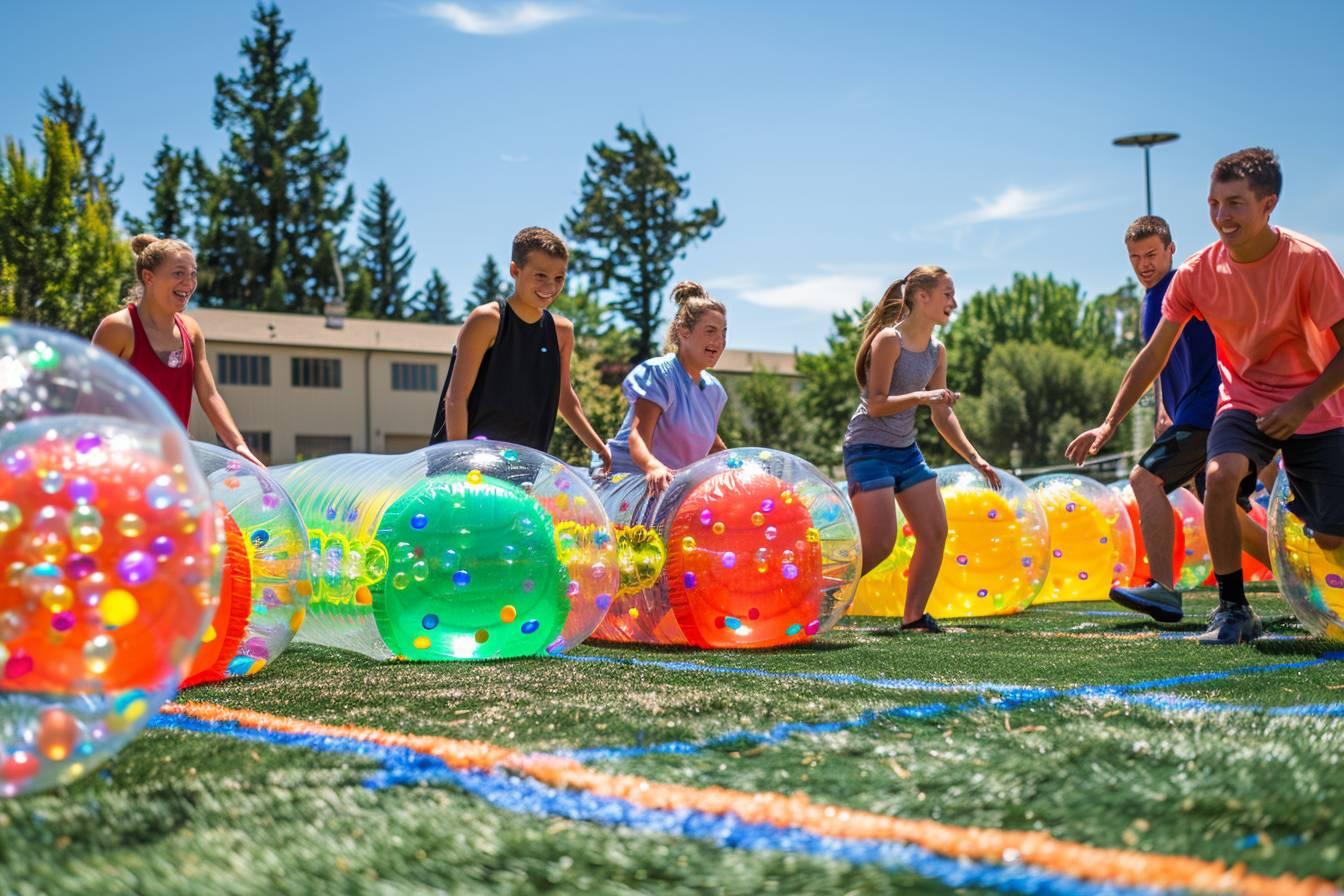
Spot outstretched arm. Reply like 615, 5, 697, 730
628, 398, 672, 493
187, 318, 265, 468
1065, 317, 1184, 465
927, 347, 1000, 489
554, 317, 611, 472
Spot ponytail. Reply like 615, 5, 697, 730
853, 265, 948, 388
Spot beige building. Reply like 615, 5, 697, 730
187, 308, 801, 464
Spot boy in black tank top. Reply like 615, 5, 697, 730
430, 227, 612, 470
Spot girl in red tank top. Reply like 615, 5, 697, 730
92, 234, 265, 468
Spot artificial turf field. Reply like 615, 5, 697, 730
3, 589, 1342, 896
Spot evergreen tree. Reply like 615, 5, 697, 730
195, 3, 354, 312
356, 179, 415, 319
36, 78, 122, 213
124, 137, 189, 238
563, 124, 724, 362
1, 120, 126, 334
470, 254, 509, 307
415, 269, 455, 324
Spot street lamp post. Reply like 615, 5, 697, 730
1113, 132, 1180, 216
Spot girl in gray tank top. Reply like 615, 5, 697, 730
842, 266, 1000, 634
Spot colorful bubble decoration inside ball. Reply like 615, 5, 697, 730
1167, 486, 1212, 590
366, 441, 617, 660
594, 448, 861, 648
0, 323, 220, 797
1266, 468, 1344, 640
851, 465, 1050, 619
1111, 481, 1186, 589
180, 442, 311, 687
1026, 473, 1135, 604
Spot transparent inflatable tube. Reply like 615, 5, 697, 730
273, 441, 617, 660
592, 448, 860, 648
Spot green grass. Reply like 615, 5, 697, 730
2, 593, 1341, 895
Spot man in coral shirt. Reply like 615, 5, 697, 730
1068, 148, 1344, 645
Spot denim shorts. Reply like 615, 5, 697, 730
842, 442, 936, 496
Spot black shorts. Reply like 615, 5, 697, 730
1207, 409, 1344, 537
1137, 425, 1210, 499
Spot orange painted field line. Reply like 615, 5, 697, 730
164, 701, 1337, 896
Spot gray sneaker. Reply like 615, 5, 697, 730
1108, 581, 1183, 623
1196, 601, 1264, 646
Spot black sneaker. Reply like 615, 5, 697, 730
1108, 581, 1183, 623
900, 614, 943, 633
1196, 601, 1264, 646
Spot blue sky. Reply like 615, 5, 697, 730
3, 1, 1343, 352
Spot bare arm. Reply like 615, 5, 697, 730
864, 329, 956, 416
187, 317, 265, 468
711, 433, 727, 453
442, 305, 499, 441
554, 317, 611, 472
1065, 317, 1185, 464
629, 398, 673, 493
1258, 318, 1344, 438
927, 347, 1000, 489
91, 311, 133, 360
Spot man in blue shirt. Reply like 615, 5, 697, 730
1109, 216, 1272, 622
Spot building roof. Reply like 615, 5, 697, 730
192, 308, 800, 377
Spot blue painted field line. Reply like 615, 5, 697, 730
148, 713, 1166, 896
1110, 693, 1344, 718
567, 654, 1344, 762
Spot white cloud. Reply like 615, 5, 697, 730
942, 185, 1105, 227
499, 153, 530, 163
420, 2, 588, 35
730, 271, 890, 312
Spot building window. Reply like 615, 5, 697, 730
391, 362, 438, 392
295, 434, 353, 460
216, 353, 271, 386
219, 431, 272, 465
291, 357, 342, 389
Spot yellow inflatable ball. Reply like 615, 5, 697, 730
1266, 468, 1344, 640
851, 465, 1050, 619
1026, 473, 1135, 604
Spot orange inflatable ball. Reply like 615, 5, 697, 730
850, 465, 1050, 618
593, 449, 861, 648
1, 321, 219, 797
181, 511, 252, 687
1113, 483, 1185, 588
1027, 473, 1135, 604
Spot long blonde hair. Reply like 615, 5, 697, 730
125, 233, 194, 304
854, 265, 947, 388
664, 281, 726, 352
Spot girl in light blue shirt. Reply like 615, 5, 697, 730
605, 282, 729, 492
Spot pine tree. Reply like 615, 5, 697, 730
36, 78, 122, 214
470, 255, 510, 307
1, 120, 126, 334
563, 123, 723, 361
195, 3, 354, 312
415, 269, 455, 324
124, 137, 189, 238
357, 179, 415, 319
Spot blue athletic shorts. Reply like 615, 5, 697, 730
842, 442, 936, 496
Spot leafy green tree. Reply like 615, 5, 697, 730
124, 137, 189, 238
470, 254, 510, 308
729, 365, 816, 460
1077, 278, 1143, 358
563, 123, 724, 362
415, 269, 456, 324
955, 341, 1134, 469
546, 287, 630, 467
794, 301, 871, 470
36, 78, 122, 214
0, 120, 126, 335
357, 179, 415, 319
195, 3, 354, 312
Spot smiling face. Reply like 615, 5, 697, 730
910, 275, 957, 325
142, 248, 197, 313
1126, 235, 1176, 289
510, 251, 567, 312
677, 309, 727, 370
1208, 177, 1277, 257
